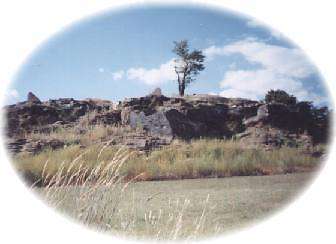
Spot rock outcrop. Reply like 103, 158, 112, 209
150, 88, 162, 97
27, 92, 41, 104
120, 94, 259, 140
237, 103, 316, 150
4, 92, 329, 154
5, 97, 116, 138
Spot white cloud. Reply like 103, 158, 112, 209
203, 45, 227, 60
246, 19, 283, 39
4, 89, 19, 100
112, 70, 124, 80
126, 59, 175, 85
223, 39, 314, 78
219, 69, 304, 100
98, 68, 105, 73
210, 39, 322, 103
205, 39, 315, 78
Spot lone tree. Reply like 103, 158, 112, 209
172, 40, 205, 96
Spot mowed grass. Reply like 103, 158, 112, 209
35, 173, 315, 240
12, 139, 321, 185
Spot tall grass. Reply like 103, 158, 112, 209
30, 147, 220, 240
13, 139, 321, 185
123, 139, 320, 180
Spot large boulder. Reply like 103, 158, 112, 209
129, 110, 173, 138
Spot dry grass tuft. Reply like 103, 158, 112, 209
27, 147, 220, 240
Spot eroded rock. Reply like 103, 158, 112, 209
7, 138, 65, 154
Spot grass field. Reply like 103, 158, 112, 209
35, 173, 315, 240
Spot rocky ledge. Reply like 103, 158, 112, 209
3, 90, 330, 154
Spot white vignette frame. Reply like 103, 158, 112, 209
0, 1, 335, 244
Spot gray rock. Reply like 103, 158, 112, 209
4, 97, 119, 137
89, 110, 121, 125
244, 104, 269, 126
27, 92, 41, 104
124, 134, 172, 151
129, 111, 173, 138
150, 88, 162, 96
6, 138, 64, 154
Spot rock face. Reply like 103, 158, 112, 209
238, 104, 316, 150
5, 96, 117, 138
4, 92, 329, 154
121, 94, 258, 140
88, 111, 121, 126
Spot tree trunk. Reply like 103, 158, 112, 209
179, 82, 185, 96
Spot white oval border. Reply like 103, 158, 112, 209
0, 1, 335, 244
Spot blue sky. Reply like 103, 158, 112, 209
6, 5, 330, 106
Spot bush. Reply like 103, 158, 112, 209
265, 89, 297, 105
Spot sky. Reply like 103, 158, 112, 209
6, 5, 331, 107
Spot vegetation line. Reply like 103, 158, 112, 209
13, 138, 323, 186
